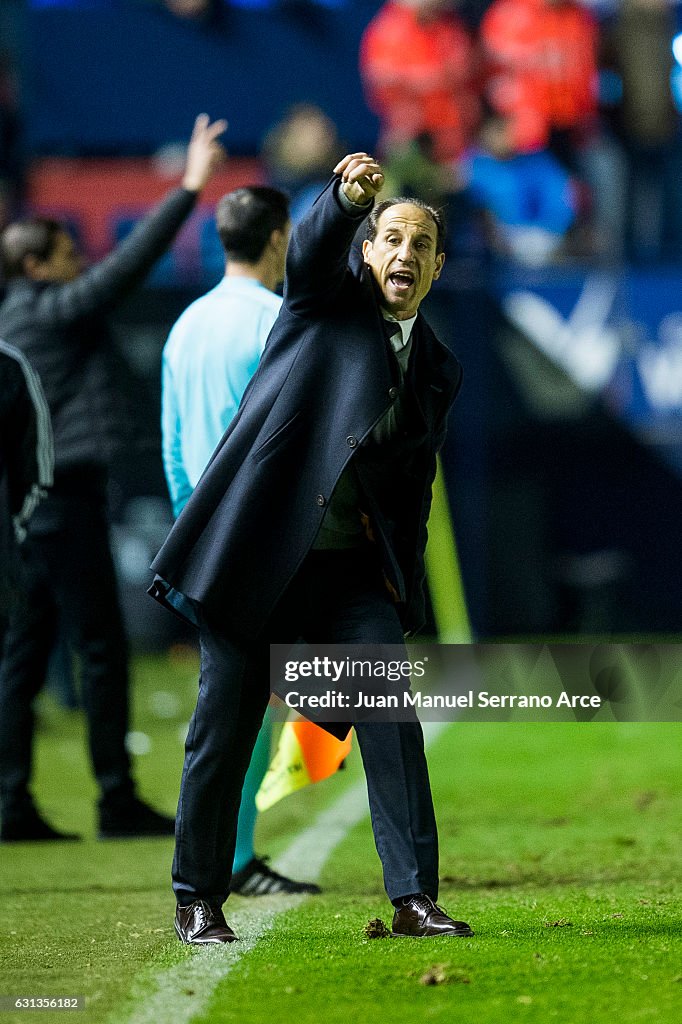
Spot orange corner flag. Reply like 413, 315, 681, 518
255, 716, 352, 811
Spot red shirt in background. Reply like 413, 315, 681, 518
481, 0, 599, 153
360, 1, 480, 163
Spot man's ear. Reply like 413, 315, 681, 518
362, 238, 372, 264
432, 252, 445, 281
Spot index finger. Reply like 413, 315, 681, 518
333, 152, 374, 176
205, 118, 228, 141
190, 113, 210, 138
341, 158, 383, 184
191, 114, 228, 140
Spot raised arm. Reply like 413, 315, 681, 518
284, 152, 384, 316
34, 115, 227, 326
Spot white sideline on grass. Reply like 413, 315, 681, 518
115, 722, 450, 1024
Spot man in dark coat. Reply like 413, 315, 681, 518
151, 152, 474, 943
0, 115, 226, 842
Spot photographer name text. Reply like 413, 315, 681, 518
283, 690, 602, 710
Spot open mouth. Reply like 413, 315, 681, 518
388, 271, 415, 292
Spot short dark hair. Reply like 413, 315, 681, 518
215, 186, 290, 263
367, 197, 446, 254
0, 218, 63, 280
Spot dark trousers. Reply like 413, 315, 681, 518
173, 548, 439, 906
0, 493, 132, 822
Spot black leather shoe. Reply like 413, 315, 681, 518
98, 797, 175, 839
230, 856, 321, 896
391, 894, 474, 937
175, 900, 238, 945
0, 811, 80, 843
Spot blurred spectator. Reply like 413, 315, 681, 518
464, 113, 577, 266
131, 0, 222, 26
603, 0, 682, 263
481, 0, 626, 262
162, 0, 220, 21
379, 133, 457, 208
263, 104, 343, 221
482, 0, 599, 154
359, 0, 480, 165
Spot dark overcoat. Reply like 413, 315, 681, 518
149, 177, 463, 642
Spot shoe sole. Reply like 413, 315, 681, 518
391, 928, 474, 938
174, 921, 239, 945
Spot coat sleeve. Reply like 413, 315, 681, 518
283, 177, 372, 317
33, 187, 197, 327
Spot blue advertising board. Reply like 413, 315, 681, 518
495, 267, 682, 475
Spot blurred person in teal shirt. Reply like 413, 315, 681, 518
162, 195, 285, 517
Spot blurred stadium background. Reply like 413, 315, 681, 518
2, 8, 682, 1020
3, 0, 682, 643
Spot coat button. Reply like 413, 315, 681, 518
388, 386, 399, 400
346, 435, 358, 448
316, 494, 326, 507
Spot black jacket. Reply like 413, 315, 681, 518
0, 187, 196, 476
0, 340, 53, 614
150, 178, 463, 641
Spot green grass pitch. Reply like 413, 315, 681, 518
0, 653, 680, 1024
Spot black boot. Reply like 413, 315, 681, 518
98, 794, 175, 839
0, 809, 80, 843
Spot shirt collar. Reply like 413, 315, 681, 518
382, 311, 417, 352
217, 275, 273, 294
